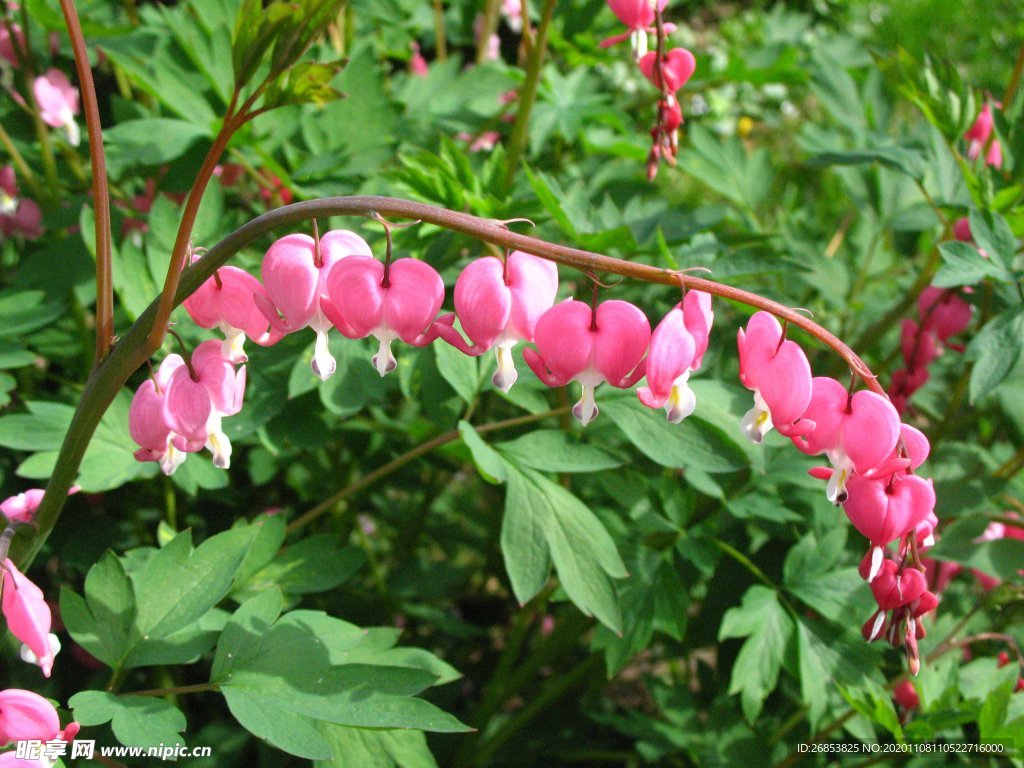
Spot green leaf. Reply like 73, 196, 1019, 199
968, 208, 1016, 267
60, 552, 137, 666
965, 311, 1024, 403
435, 341, 480, 404
314, 725, 438, 768
933, 241, 1007, 287
131, 527, 257, 642
504, 465, 626, 632
239, 536, 366, 597
719, 586, 793, 722
212, 600, 469, 759
930, 514, 1024, 581
601, 396, 749, 473
458, 421, 508, 484
0, 291, 64, 338
70, 691, 186, 748
807, 147, 926, 180
496, 430, 622, 474
978, 675, 1014, 739
104, 119, 211, 167
0, 400, 73, 451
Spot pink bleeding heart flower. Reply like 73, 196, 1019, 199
255, 230, 372, 380
792, 377, 901, 504
0, 23, 25, 66
190, 340, 246, 469
0, 689, 60, 745
893, 679, 919, 710
161, 353, 219, 456
900, 319, 938, 370
865, 423, 931, 480
322, 255, 451, 376
525, 299, 651, 426
183, 264, 283, 363
965, 104, 1003, 168
130, 355, 189, 475
870, 560, 928, 611
33, 68, 80, 146
438, 251, 558, 392
637, 291, 712, 423
1, 560, 58, 677
0, 166, 44, 241
409, 41, 429, 77
600, 0, 672, 58
1, 487, 78, 525
844, 472, 935, 581
953, 217, 972, 242
918, 287, 972, 342
638, 48, 696, 96
737, 312, 814, 443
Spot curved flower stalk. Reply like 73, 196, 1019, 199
322, 254, 452, 376
438, 250, 559, 391
254, 230, 373, 380
525, 299, 650, 426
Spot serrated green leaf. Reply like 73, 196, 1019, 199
60, 552, 136, 667
965, 311, 1024, 403
934, 241, 1006, 287
968, 208, 1016, 267
719, 586, 793, 722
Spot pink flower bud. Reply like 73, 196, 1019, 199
870, 560, 927, 611
525, 299, 650, 426
0, 23, 25, 66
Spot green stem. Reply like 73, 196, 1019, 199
502, 0, 556, 191
125, 682, 219, 698
285, 406, 568, 533
1003, 39, 1024, 110
475, 0, 502, 65
59, 0, 115, 367
0, 123, 43, 200
711, 536, 776, 590
431, 0, 447, 61
15, 195, 888, 567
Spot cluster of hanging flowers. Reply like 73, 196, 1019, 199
737, 312, 938, 674
600, 1, 696, 178
130, 227, 717, 473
